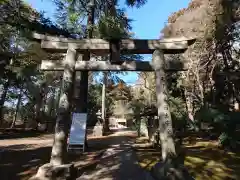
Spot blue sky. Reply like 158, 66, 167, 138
25, 0, 190, 84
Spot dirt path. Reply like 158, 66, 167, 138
0, 129, 152, 180
0, 133, 53, 180
0, 132, 100, 180
0, 135, 53, 151
78, 129, 154, 180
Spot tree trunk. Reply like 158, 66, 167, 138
153, 50, 176, 161
48, 93, 55, 117
76, 0, 95, 110
148, 116, 159, 144
55, 85, 62, 115
102, 71, 110, 132
11, 89, 22, 128
46, 89, 55, 131
102, 72, 106, 120
137, 117, 141, 137
74, 0, 95, 148
184, 88, 200, 131
50, 48, 76, 166
184, 88, 194, 121
35, 82, 46, 128
75, 0, 95, 112
0, 79, 10, 126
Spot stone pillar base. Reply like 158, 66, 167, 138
29, 163, 76, 180
151, 161, 194, 180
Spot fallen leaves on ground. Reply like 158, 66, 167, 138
134, 137, 240, 180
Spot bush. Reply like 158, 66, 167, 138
218, 132, 237, 150
195, 107, 228, 132
168, 96, 188, 132
196, 107, 239, 149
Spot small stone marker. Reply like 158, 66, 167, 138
93, 124, 103, 137
93, 110, 103, 136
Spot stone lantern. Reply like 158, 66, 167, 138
93, 110, 103, 136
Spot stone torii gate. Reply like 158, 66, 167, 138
31, 33, 195, 179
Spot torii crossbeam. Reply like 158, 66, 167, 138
32, 33, 194, 54
33, 32, 195, 71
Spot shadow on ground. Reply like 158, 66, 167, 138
185, 145, 240, 180
0, 146, 51, 180
0, 130, 137, 180
78, 149, 145, 180
78, 131, 148, 180
135, 135, 240, 180
0, 129, 49, 140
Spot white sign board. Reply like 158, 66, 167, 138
68, 113, 87, 146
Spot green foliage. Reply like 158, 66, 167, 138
125, 0, 147, 8
218, 132, 230, 146
195, 107, 238, 129
218, 132, 237, 150
19, 102, 35, 122
0, 0, 149, 129
87, 84, 102, 126
167, 96, 190, 135
168, 97, 187, 122
160, 0, 240, 150
195, 106, 239, 148
98, 9, 131, 39
195, 107, 227, 124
